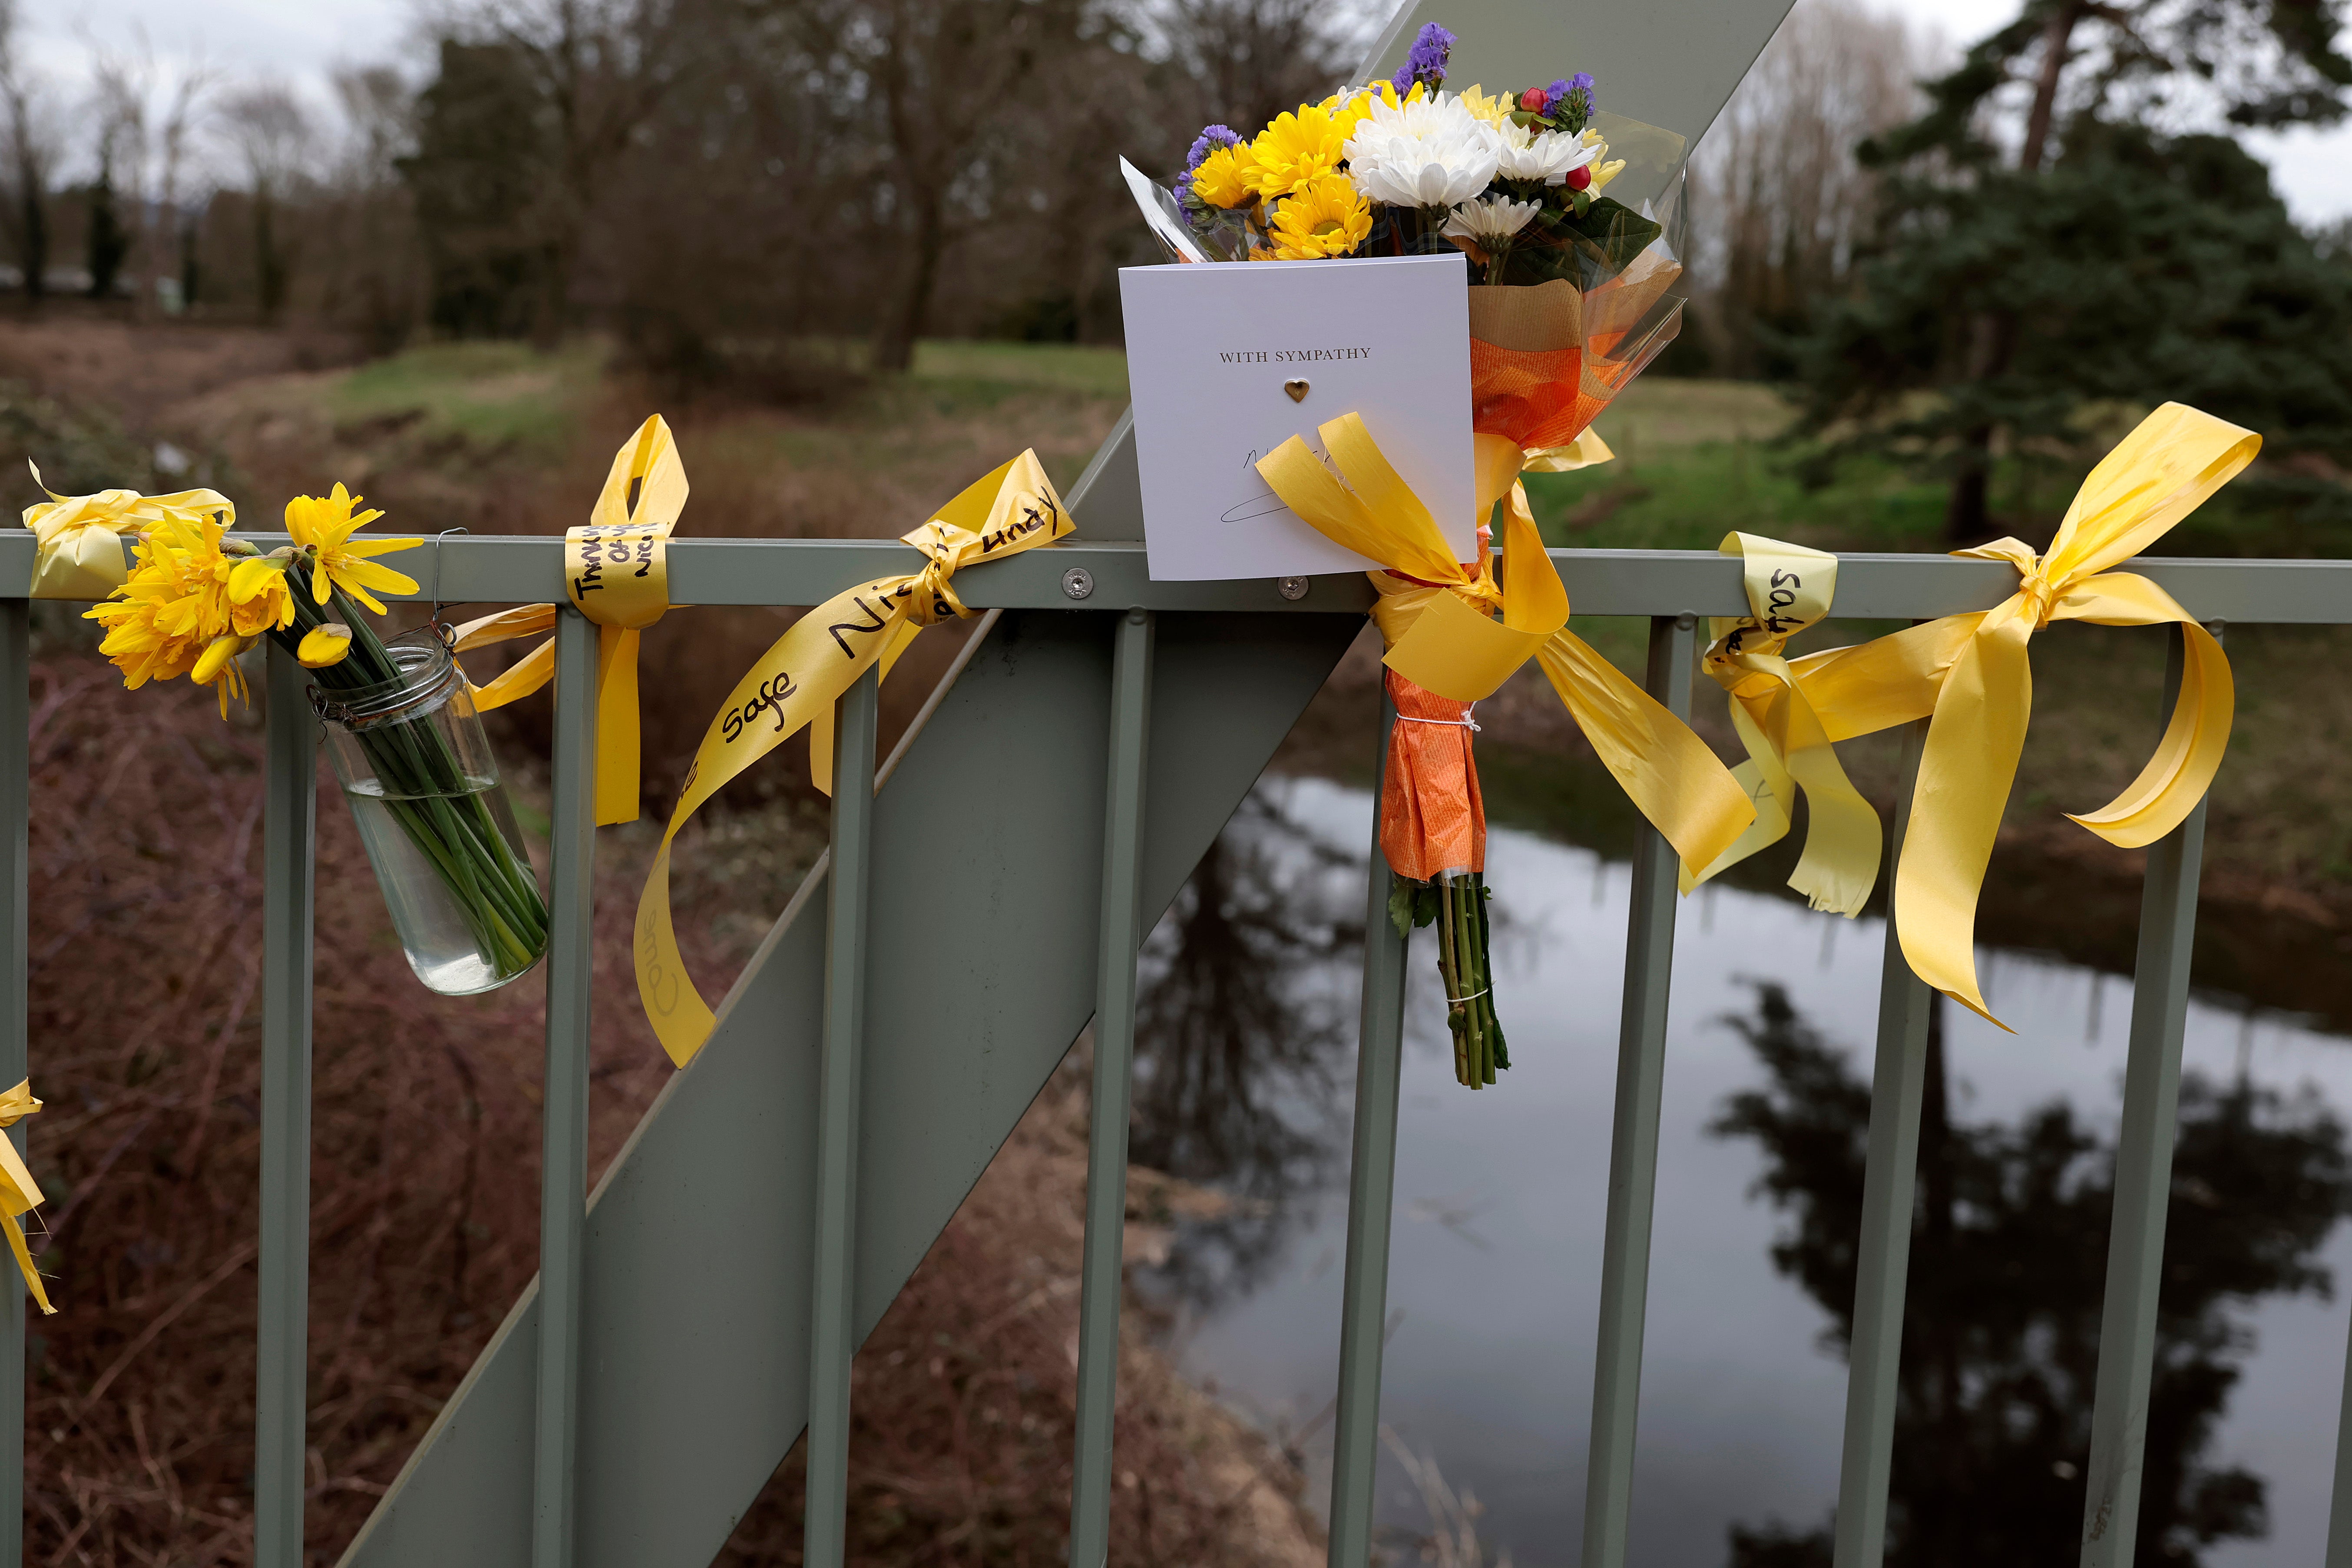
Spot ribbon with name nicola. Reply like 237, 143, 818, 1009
635, 450, 1071, 1065
1679, 532, 1881, 916
447, 415, 685, 827
1772, 402, 2257, 1026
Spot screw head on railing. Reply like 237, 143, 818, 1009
1674, 612, 1697, 632
1062, 566, 1094, 600
1277, 576, 1310, 602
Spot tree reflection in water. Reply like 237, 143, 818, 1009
1713, 981, 2352, 1567
1130, 790, 1365, 1311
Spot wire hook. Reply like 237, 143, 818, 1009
428, 526, 469, 642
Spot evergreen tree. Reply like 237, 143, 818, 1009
1785, 0, 2352, 543
399, 41, 553, 339
83, 165, 127, 299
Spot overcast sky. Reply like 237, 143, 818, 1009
21, 0, 2352, 222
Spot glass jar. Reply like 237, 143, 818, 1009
314, 630, 550, 996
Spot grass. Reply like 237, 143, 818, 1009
326, 339, 607, 456
909, 339, 1132, 399
1522, 379, 2112, 555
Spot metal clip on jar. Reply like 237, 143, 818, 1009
313, 629, 550, 995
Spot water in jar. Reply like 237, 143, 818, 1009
342, 777, 546, 995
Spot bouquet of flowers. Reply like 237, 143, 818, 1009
72, 481, 551, 992
1139, 27, 1692, 1086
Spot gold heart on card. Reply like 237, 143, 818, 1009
1283, 378, 1310, 403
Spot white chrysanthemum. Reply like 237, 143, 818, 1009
1493, 120, 1602, 185
1441, 195, 1541, 246
1342, 91, 1501, 209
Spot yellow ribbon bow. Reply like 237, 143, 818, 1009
453, 415, 684, 826
1786, 402, 2258, 1026
1680, 533, 1882, 915
635, 450, 1071, 1065
1256, 415, 1753, 876
20, 462, 238, 601
0, 1081, 53, 1315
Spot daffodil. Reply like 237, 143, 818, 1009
1190, 146, 1254, 209
83, 513, 239, 689
1247, 102, 1356, 199
225, 553, 298, 636
1269, 174, 1373, 259
283, 484, 420, 614
298, 623, 353, 668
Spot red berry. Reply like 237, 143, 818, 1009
1520, 88, 1547, 111
1566, 165, 1592, 191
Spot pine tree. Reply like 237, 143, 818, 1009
1785, 0, 2352, 543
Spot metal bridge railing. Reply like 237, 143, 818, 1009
3, 532, 2349, 1568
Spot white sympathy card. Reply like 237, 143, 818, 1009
1120, 252, 1473, 581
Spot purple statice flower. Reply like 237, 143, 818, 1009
1548, 71, 1594, 127
1389, 22, 1455, 96
1182, 123, 1242, 179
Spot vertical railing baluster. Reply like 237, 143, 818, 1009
1068, 608, 1156, 1567
1581, 612, 1697, 1568
804, 663, 881, 1567
533, 607, 599, 1568
1832, 716, 1934, 1568
2079, 624, 2211, 1568
0, 597, 26, 1568
257, 642, 317, 1568
2326, 1304, 2352, 1565
1328, 689, 1409, 1568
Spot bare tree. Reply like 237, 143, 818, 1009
1687, 0, 1929, 376
83, 33, 218, 314
1155, 0, 1356, 148
218, 85, 314, 322
0, 0, 56, 304
319, 66, 423, 347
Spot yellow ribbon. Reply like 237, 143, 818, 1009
20, 463, 237, 601
635, 451, 1071, 1065
1255, 415, 1753, 876
0, 1082, 53, 1315
456, 417, 683, 826
1680, 533, 1882, 915
1522, 429, 1616, 473
1784, 402, 2257, 1026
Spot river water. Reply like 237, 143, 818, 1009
1134, 775, 2352, 1568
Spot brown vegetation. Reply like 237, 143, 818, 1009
20, 644, 1316, 1564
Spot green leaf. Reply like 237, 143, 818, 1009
1497, 196, 1664, 291
1388, 878, 1418, 938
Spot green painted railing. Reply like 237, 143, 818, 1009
6, 516, 2352, 1568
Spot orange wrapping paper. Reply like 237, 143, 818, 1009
1376, 261, 1685, 886
1382, 667, 1486, 881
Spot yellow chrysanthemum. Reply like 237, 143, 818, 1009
1456, 84, 1516, 127
1247, 103, 1353, 199
284, 483, 420, 614
1268, 174, 1372, 260
1190, 146, 1254, 209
